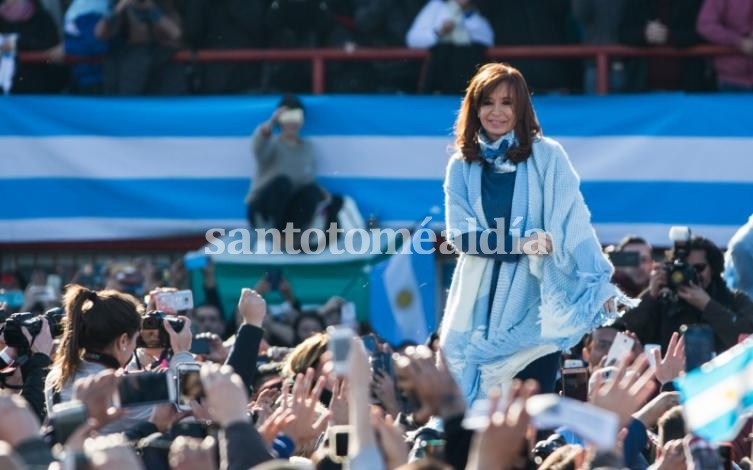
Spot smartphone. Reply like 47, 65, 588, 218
370, 351, 394, 378
605, 332, 635, 367
327, 325, 354, 376
176, 363, 204, 411
361, 334, 378, 355
190, 336, 211, 355
561, 366, 589, 402
328, 425, 351, 462
113, 372, 175, 408
51, 401, 87, 444
681, 324, 715, 372
265, 269, 282, 292
644, 344, 662, 369
155, 290, 194, 314
526, 394, 620, 451
608, 251, 641, 267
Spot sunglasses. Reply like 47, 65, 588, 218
693, 263, 708, 273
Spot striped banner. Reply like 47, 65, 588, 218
2, 94, 752, 245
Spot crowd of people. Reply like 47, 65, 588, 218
1, 0, 752, 95
2, 225, 753, 470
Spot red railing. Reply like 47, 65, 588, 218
19, 44, 739, 95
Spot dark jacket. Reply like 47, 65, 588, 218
21, 352, 51, 423
220, 420, 275, 470
476, 0, 581, 92
621, 282, 753, 354
225, 324, 264, 394
618, 0, 714, 91
180, 0, 265, 93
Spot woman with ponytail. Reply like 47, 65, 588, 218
44, 284, 142, 419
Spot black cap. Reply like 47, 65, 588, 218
278, 93, 304, 111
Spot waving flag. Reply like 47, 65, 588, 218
674, 340, 753, 443
368, 232, 437, 346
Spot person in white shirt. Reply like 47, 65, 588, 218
406, 0, 494, 94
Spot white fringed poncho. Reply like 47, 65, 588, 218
439, 135, 631, 405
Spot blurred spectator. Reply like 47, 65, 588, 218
621, 235, 753, 353
38, 0, 62, 39
291, 311, 325, 344
322, 0, 375, 93
180, 0, 265, 94
697, 0, 753, 92
193, 303, 226, 337
261, 0, 335, 93
0, 0, 66, 93
353, 0, 426, 93
571, 0, 628, 93
476, 0, 581, 93
610, 235, 654, 298
96, 0, 185, 95
406, 0, 493, 94
61, 0, 110, 94
245, 94, 326, 249
618, 0, 715, 92
725, 215, 753, 299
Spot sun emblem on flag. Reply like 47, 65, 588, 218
396, 289, 414, 308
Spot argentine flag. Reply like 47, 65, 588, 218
368, 232, 437, 346
674, 340, 753, 443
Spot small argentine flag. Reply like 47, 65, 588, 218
674, 339, 753, 443
368, 231, 437, 346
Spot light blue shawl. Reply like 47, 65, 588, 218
439, 135, 632, 405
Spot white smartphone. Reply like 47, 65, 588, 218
155, 290, 194, 313
526, 394, 620, 450
644, 344, 662, 369
176, 363, 204, 412
327, 325, 354, 376
605, 332, 635, 367
113, 372, 176, 408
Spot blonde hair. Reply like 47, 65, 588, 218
281, 333, 329, 379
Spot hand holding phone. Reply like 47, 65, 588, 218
113, 372, 175, 408
176, 363, 204, 411
605, 332, 635, 367
327, 326, 355, 377
155, 290, 194, 314
561, 365, 589, 402
265, 269, 282, 292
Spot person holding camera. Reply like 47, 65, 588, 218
44, 284, 193, 433
621, 236, 753, 354
1, 314, 54, 422
245, 94, 325, 248
95, 0, 185, 95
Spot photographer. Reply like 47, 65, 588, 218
621, 236, 753, 354
95, 0, 185, 95
1, 315, 54, 422
44, 284, 191, 433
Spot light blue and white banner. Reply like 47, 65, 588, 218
2, 94, 752, 245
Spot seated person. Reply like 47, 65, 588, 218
245, 94, 326, 250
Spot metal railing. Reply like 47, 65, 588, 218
18, 44, 740, 95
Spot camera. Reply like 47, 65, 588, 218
138, 310, 184, 349
0, 308, 65, 354
531, 433, 567, 465
662, 226, 698, 296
